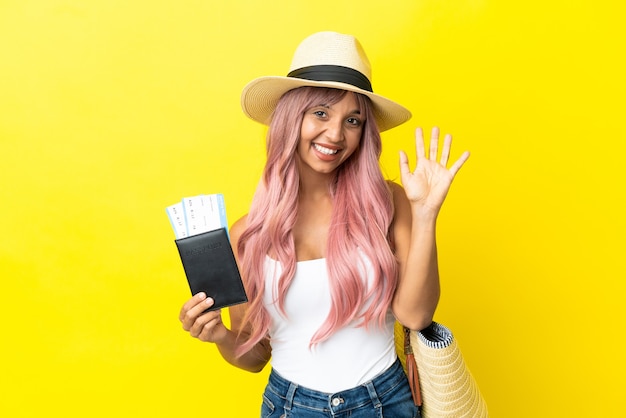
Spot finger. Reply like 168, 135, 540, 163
429, 127, 439, 160
179, 292, 207, 322
440, 134, 452, 166
197, 312, 223, 341
415, 127, 426, 159
181, 296, 215, 331
190, 310, 221, 338
449, 151, 471, 177
187, 303, 218, 336
399, 150, 411, 175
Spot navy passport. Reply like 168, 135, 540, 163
175, 228, 248, 310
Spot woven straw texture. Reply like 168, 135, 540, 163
240, 31, 412, 132
394, 322, 489, 418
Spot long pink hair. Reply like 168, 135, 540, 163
236, 87, 398, 356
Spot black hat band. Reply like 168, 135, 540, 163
287, 65, 373, 93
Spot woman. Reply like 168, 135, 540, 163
179, 31, 469, 417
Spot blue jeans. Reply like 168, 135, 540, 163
260, 358, 421, 418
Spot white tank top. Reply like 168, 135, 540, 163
263, 255, 396, 393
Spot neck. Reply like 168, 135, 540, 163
298, 168, 336, 199
295, 152, 339, 198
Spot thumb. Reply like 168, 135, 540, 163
399, 150, 411, 176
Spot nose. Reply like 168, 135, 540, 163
324, 119, 344, 143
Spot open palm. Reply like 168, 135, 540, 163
399, 127, 470, 214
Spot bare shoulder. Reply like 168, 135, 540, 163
386, 180, 410, 217
386, 180, 404, 196
387, 181, 412, 255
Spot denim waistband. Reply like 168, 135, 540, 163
266, 358, 407, 414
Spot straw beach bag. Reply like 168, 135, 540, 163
394, 321, 489, 417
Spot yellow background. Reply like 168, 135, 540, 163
1, 1, 624, 416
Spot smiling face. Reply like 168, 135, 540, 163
296, 91, 364, 177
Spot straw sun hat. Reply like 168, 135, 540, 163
241, 31, 412, 132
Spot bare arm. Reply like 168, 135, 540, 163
178, 216, 271, 373
390, 181, 440, 331
391, 127, 469, 330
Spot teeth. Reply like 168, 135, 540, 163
313, 144, 339, 155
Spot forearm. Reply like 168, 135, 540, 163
392, 126, 468, 329
392, 210, 441, 330
215, 329, 271, 373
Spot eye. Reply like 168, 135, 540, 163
346, 117, 362, 127
313, 110, 328, 118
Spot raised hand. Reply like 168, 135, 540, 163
399, 127, 470, 215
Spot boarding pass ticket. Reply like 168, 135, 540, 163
166, 194, 228, 239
